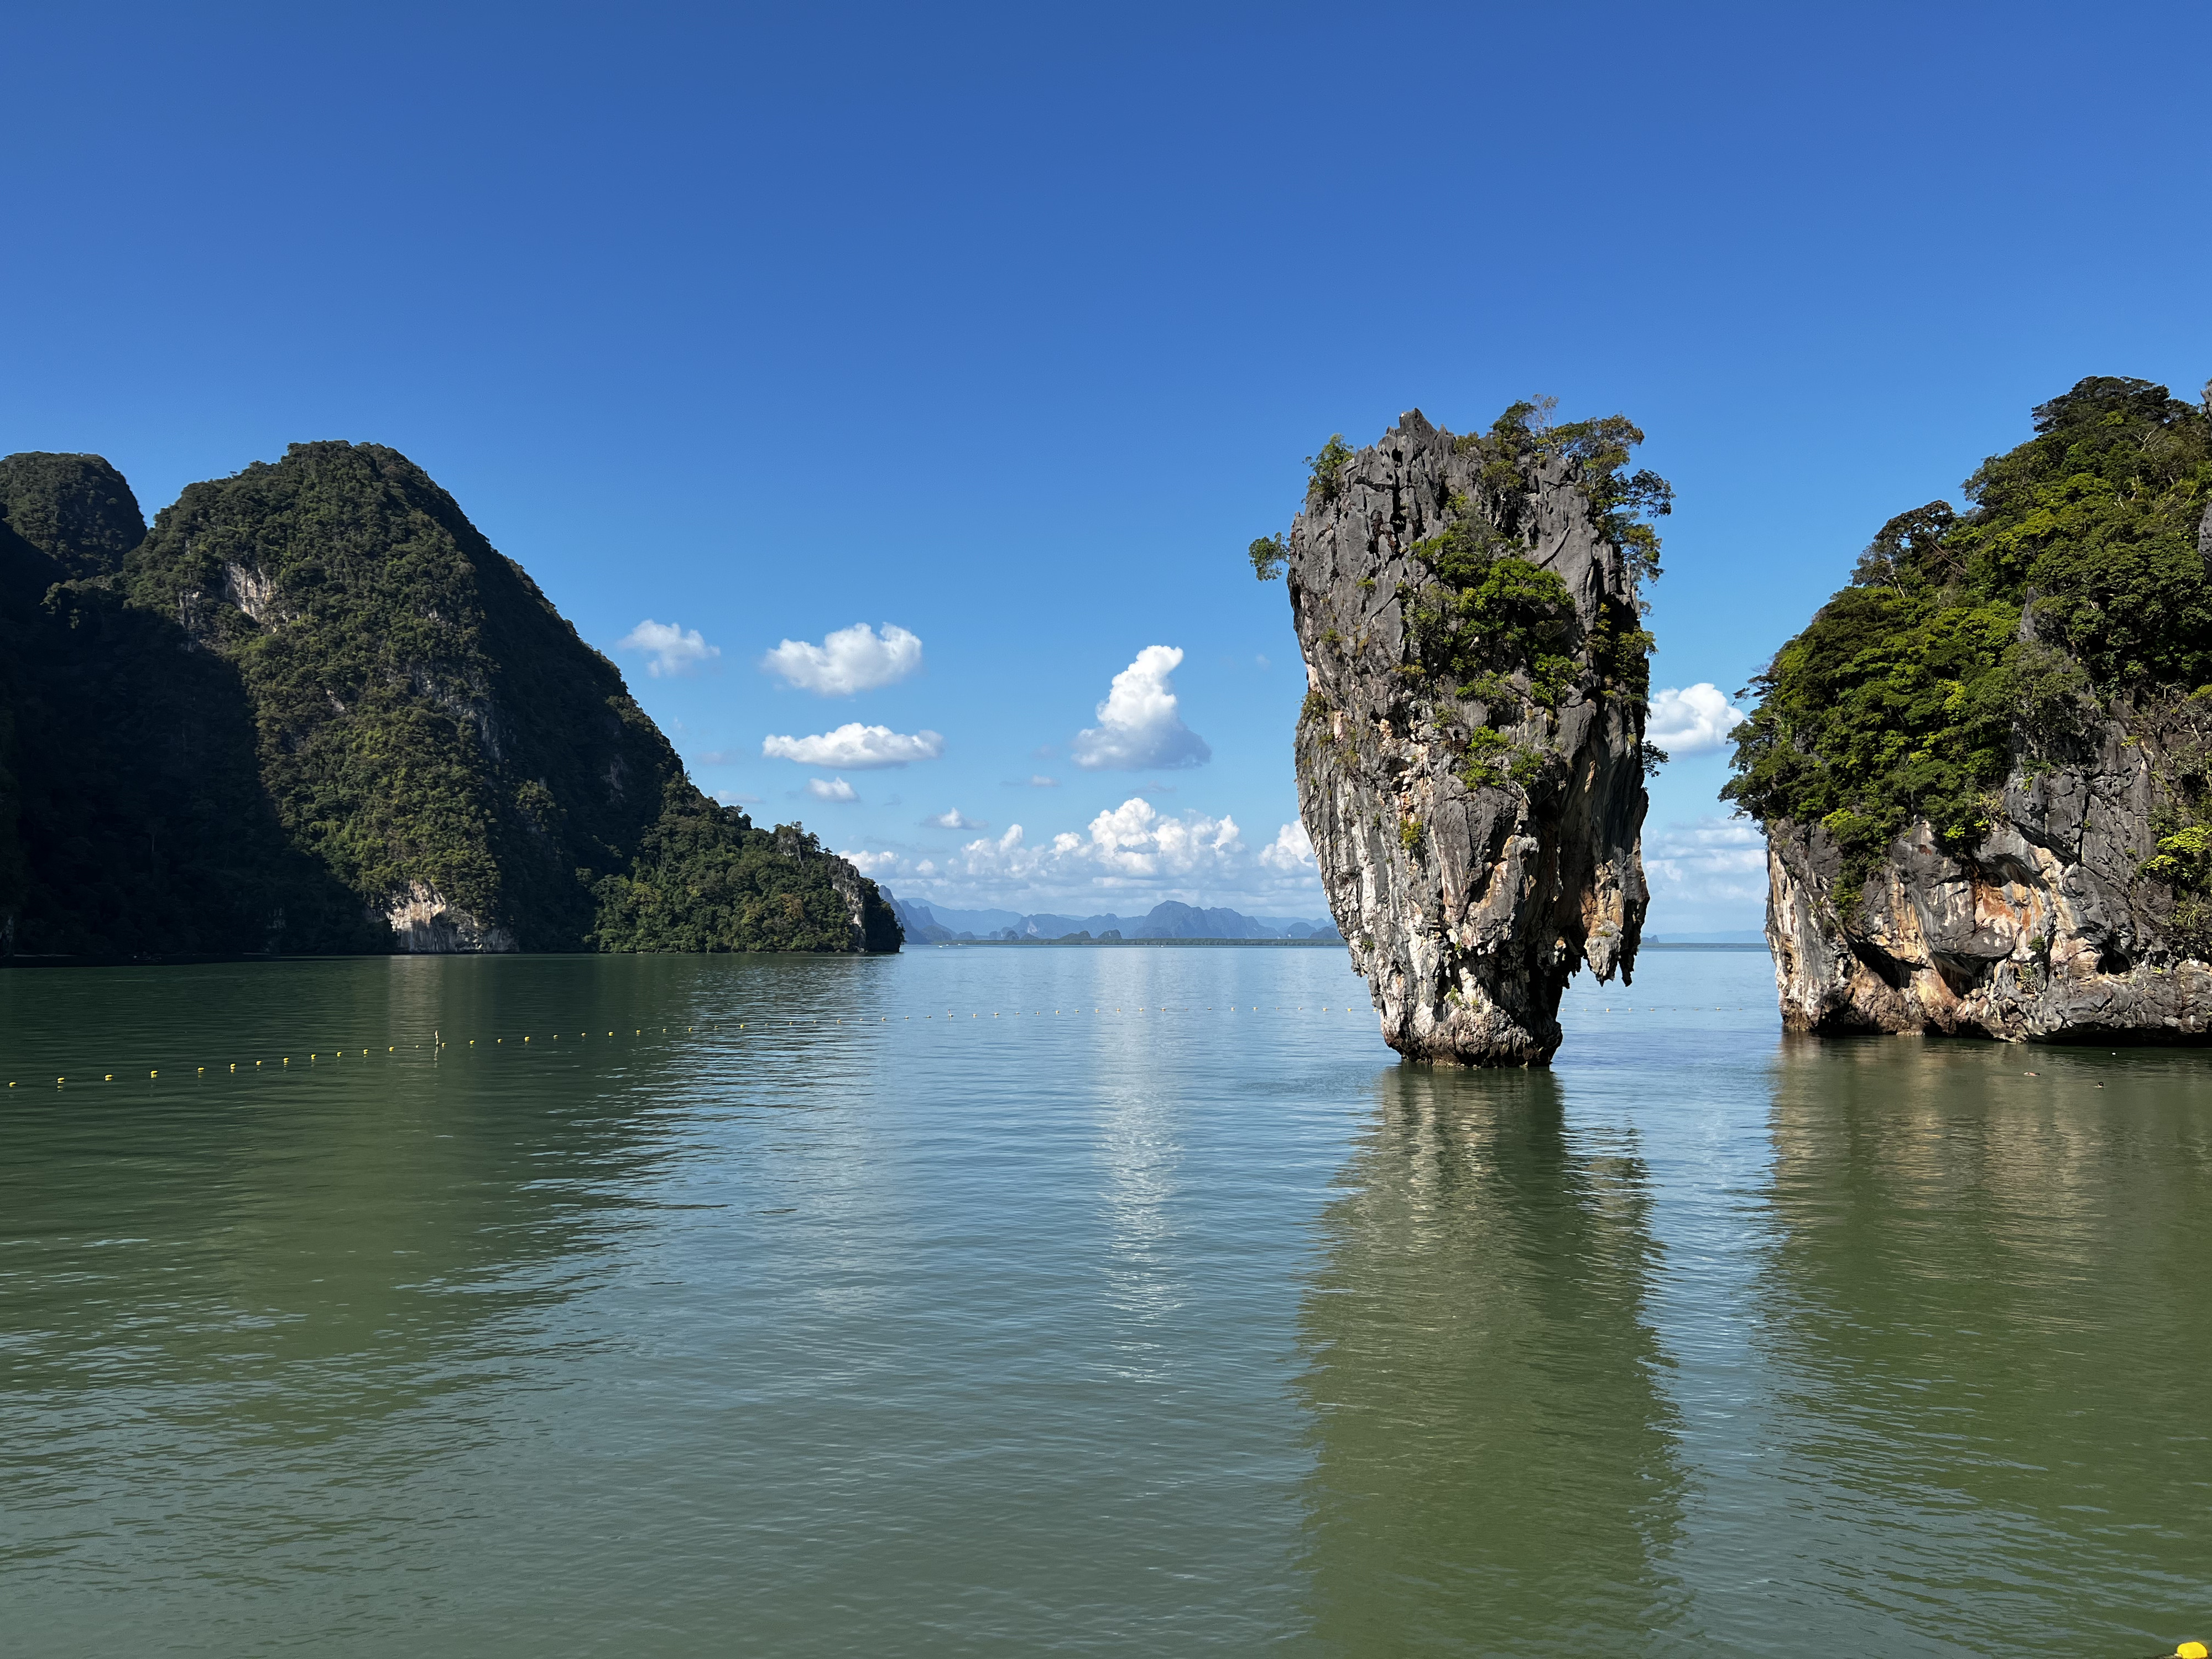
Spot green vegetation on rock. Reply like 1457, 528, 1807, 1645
0, 442, 898, 958
1394, 399, 1667, 795
1725, 376, 2212, 894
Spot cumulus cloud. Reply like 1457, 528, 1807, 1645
762, 723, 945, 769
806, 776, 859, 802
1647, 683, 1747, 755
1072, 645, 1211, 771
762, 623, 923, 696
841, 797, 1328, 907
923, 808, 986, 830
620, 619, 721, 678
842, 848, 901, 877
1258, 821, 1314, 873
959, 797, 1244, 888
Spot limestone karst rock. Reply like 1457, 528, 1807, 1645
1762, 709, 2212, 1039
1732, 377, 2212, 1042
0, 441, 900, 957
0, 453, 146, 580
1264, 408, 1660, 1065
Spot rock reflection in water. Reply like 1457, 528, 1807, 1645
1746, 1039, 2212, 1656
1294, 1065, 1688, 1653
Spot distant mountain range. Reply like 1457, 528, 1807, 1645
879, 890, 1342, 944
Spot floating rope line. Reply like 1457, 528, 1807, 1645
3, 997, 1776, 1087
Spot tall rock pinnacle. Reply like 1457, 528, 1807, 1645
1260, 407, 1660, 1065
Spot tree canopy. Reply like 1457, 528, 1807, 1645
1725, 375, 2212, 887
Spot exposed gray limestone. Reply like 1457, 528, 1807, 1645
1275, 411, 1650, 1065
1764, 710, 2212, 1041
383, 881, 519, 953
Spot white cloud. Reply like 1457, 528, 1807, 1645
620, 619, 721, 678
959, 797, 1245, 888
806, 776, 859, 802
1072, 645, 1211, 771
1647, 683, 1747, 755
1258, 821, 1314, 873
1643, 816, 1768, 910
762, 623, 923, 696
713, 790, 764, 806
924, 808, 986, 830
842, 848, 901, 877
762, 722, 945, 769
841, 797, 1329, 909
1027, 775, 1059, 787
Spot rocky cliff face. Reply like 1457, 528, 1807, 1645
1272, 410, 1653, 1065
1766, 686, 2212, 1042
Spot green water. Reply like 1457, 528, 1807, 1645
1, 948, 2206, 1656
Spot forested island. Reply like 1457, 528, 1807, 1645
0, 444, 900, 958
1727, 376, 2212, 1039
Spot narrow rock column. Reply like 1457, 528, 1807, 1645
1274, 410, 1652, 1065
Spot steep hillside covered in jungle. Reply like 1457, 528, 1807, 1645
0, 442, 898, 958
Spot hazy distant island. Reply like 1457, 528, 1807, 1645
1728, 376, 2212, 1041
880, 890, 1343, 945
0, 444, 899, 958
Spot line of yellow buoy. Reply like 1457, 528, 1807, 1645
6, 1001, 1756, 1088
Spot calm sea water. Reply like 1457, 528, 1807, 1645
1, 945, 2206, 1657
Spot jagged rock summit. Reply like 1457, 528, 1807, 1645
1260, 405, 1665, 1065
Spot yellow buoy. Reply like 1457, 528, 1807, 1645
2179, 1644, 2209, 1659
106, 1074, 113, 1082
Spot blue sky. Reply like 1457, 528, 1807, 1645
8, 2, 2210, 931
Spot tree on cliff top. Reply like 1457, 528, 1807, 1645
1724, 374, 2212, 884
